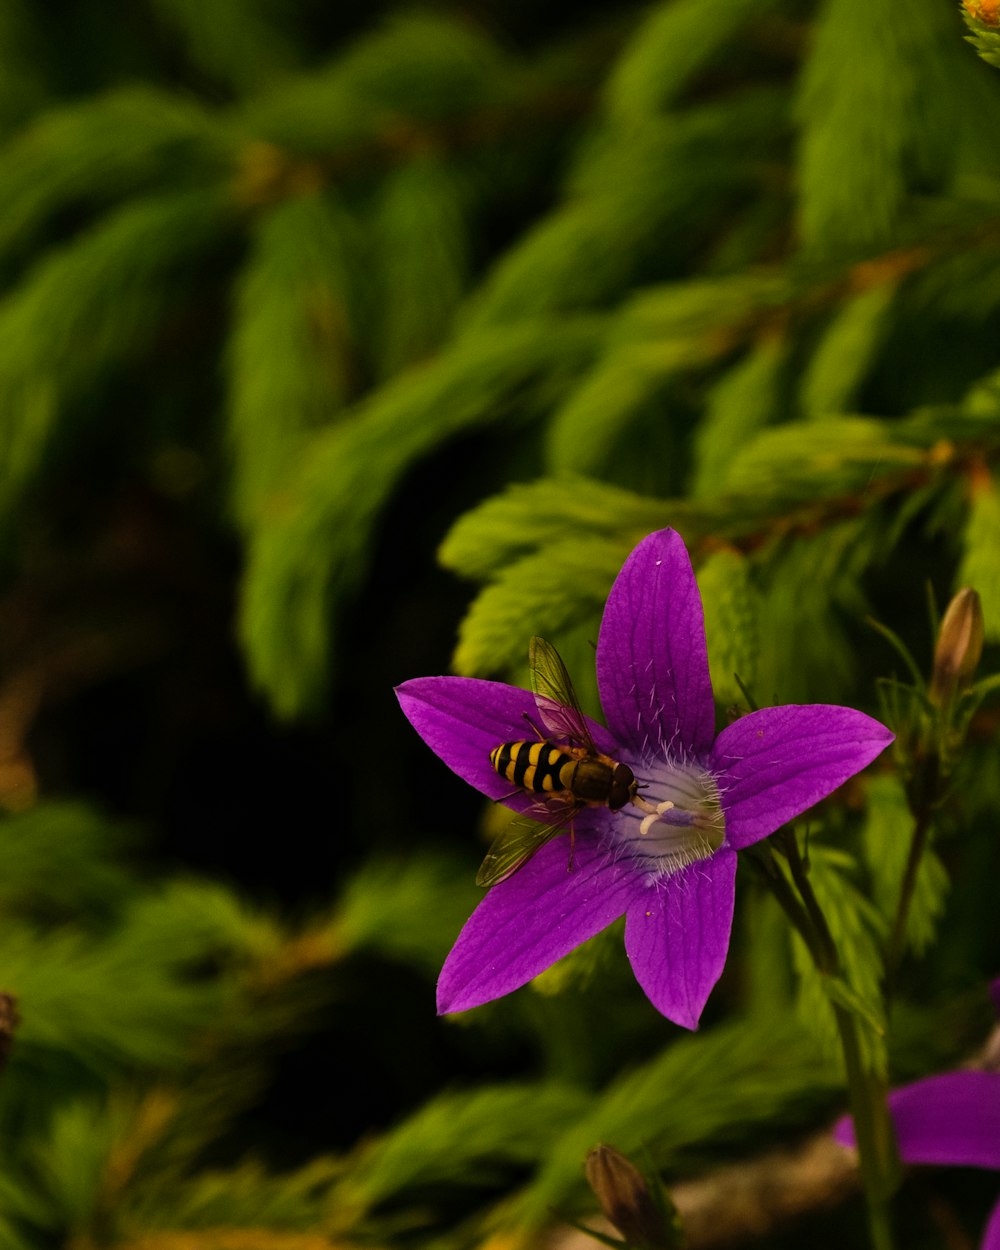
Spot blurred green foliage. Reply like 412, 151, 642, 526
0, 1, 998, 1248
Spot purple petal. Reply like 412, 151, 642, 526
890, 1072, 1000, 1169
396, 676, 617, 809
597, 529, 716, 761
623, 847, 737, 1030
835, 1072, 1000, 1169
711, 705, 894, 850
437, 829, 641, 1013
983, 1198, 1000, 1250
397, 676, 538, 803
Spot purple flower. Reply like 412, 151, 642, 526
835, 986, 1000, 1249
396, 528, 893, 1028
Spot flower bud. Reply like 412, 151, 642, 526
584, 1144, 678, 1249
929, 588, 984, 708
964, 0, 1000, 25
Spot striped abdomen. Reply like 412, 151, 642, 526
490, 740, 637, 809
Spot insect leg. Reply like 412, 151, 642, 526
521, 711, 549, 742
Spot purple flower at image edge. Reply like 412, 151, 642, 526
835, 984, 1000, 1250
395, 528, 894, 1029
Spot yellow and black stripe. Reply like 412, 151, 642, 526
490, 740, 573, 795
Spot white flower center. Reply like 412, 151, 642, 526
615, 758, 725, 880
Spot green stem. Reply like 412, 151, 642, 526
745, 843, 825, 967
782, 830, 838, 971
831, 1002, 898, 1250
885, 805, 932, 977
765, 832, 899, 1250
887, 750, 940, 979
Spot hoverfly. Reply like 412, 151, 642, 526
479, 636, 651, 887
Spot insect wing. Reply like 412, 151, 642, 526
528, 636, 595, 749
475, 807, 574, 887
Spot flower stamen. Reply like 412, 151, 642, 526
618, 761, 725, 880
639, 799, 675, 836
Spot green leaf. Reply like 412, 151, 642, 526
1, 923, 219, 1073
906, 242, 1000, 323
438, 477, 670, 582
0, 88, 230, 261
796, 0, 978, 255
819, 975, 886, 1038
465, 198, 663, 329
0, 188, 233, 519
800, 283, 898, 419
371, 157, 469, 377
691, 335, 788, 498
469, 90, 789, 329
239, 318, 603, 717
786, 846, 887, 1076
345, 1084, 588, 1216
337, 856, 479, 977
962, 6, 1000, 71
530, 923, 625, 998
545, 339, 707, 477
619, 271, 794, 344
545, 268, 796, 479
958, 479, 1000, 643
226, 192, 363, 525
720, 417, 924, 503
862, 773, 948, 957
698, 547, 759, 709
604, 0, 783, 119
240, 14, 512, 154
0, 802, 133, 921
0, 1, 46, 135
128, 1154, 342, 1230
0, 879, 279, 1074
754, 522, 868, 704
28, 1099, 117, 1226
148, 0, 299, 92
452, 536, 629, 677
511, 1014, 838, 1229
